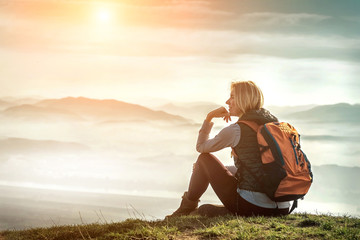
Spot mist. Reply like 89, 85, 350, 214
0, 97, 359, 230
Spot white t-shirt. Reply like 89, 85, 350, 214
196, 120, 290, 209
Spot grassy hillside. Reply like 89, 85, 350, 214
1, 213, 359, 240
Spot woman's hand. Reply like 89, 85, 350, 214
206, 107, 232, 123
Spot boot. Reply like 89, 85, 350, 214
166, 192, 199, 218
191, 204, 231, 217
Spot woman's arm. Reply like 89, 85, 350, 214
196, 107, 240, 153
205, 107, 231, 123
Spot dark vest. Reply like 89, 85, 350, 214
233, 108, 278, 192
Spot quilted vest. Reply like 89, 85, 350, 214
233, 108, 278, 192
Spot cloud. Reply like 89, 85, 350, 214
3, 20, 360, 63
343, 16, 360, 23
1, 0, 359, 63
125, 0, 229, 16
1, 0, 360, 105
240, 12, 331, 26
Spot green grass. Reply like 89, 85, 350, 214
1, 213, 359, 240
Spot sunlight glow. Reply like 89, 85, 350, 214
96, 7, 111, 24
90, 5, 117, 42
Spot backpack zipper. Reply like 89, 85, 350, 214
289, 138, 299, 165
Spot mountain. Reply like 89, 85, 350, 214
266, 104, 317, 118
0, 97, 191, 123
0, 97, 42, 105
0, 137, 89, 157
34, 97, 190, 123
301, 135, 360, 142
156, 102, 320, 123
155, 101, 219, 122
285, 103, 360, 122
0, 99, 14, 110
1, 104, 84, 121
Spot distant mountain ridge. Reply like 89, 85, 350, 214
3, 104, 84, 121
0, 97, 190, 123
1, 97, 359, 123
0, 97, 41, 107
155, 101, 219, 122
156, 101, 360, 123
285, 103, 360, 122
0, 137, 89, 156
0, 99, 13, 110
266, 104, 317, 117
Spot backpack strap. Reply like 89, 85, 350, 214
232, 120, 260, 159
233, 120, 264, 185
289, 200, 298, 214
237, 120, 260, 132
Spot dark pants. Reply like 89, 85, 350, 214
187, 153, 289, 217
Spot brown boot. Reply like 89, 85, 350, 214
193, 204, 231, 217
166, 192, 199, 218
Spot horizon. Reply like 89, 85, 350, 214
1, 95, 360, 107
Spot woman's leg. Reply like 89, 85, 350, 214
235, 196, 289, 217
187, 153, 239, 213
187, 153, 289, 217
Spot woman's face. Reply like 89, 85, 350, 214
226, 89, 240, 116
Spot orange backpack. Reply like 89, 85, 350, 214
238, 121, 313, 213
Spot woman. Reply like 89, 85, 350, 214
168, 81, 290, 217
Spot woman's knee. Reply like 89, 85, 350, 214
193, 153, 211, 171
196, 153, 214, 163
194, 153, 218, 170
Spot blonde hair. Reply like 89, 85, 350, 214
231, 81, 264, 116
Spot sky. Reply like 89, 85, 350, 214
1, 0, 360, 106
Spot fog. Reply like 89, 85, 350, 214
0, 98, 359, 230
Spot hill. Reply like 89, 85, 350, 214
1, 104, 84, 121
0, 138, 89, 157
0, 99, 13, 110
155, 101, 219, 122
34, 97, 189, 123
266, 104, 317, 117
0, 97, 42, 106
286, 103, 360, 122
0, 214, 359, 239
155, 102, 360, 123
0, 97, 191, 123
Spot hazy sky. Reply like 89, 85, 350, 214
1, 0, 360, 106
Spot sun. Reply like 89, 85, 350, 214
96, 7, 111, 24
90, 5, 116, 41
